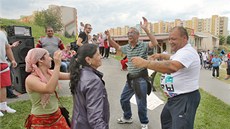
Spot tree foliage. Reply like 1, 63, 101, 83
219, 35, 225, 45
34, 9, 62, 32
227, 35, 230, 45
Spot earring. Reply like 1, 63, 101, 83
89, 62, 92, 65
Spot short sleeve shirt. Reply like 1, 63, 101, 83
39, 36, 62, 58
121, 41, 149, 74
78, 32, 88, 44
0, 31, 8, 63
161, 44, 200, 98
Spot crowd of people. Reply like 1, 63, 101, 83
198, 49, 230, 80
1, 16, 230, 129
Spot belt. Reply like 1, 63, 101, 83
0, 66, 10, 74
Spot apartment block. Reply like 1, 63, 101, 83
48, 5, 78, 36
108, 15, 228, 38
203, 18, 212, 33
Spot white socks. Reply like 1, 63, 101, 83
0, 111, 3, 117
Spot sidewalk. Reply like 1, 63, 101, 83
199, 68, 230, 105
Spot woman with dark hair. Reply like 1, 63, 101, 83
24, 48, 70, 129
69, 44, 110, 129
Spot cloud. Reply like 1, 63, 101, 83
0, 0, 229, 34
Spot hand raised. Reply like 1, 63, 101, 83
140, 17, 148, 30
104, 30, 110, 36
53, 50, 62, 66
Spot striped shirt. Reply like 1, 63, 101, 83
121, 41, 149, 74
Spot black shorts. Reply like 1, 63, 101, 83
227, 68, 230, 75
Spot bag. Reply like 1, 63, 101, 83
60, 106, 71, 127
54, 92, 71, 127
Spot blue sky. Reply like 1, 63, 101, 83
0, 0, 229, 34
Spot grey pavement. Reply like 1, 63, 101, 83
199, 68, 230, 105
7, 57, 230, 129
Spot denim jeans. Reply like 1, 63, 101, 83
61, 61, 70, 72
120, 77, 149, 124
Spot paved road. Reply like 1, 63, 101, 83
7, 57, 230, 129
199, 68, 230, 105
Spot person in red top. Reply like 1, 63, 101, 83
103, 39, 110, 58
227, 53, 230, 59
120, 56, 128, 71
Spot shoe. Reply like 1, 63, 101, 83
217, 77, 219, 79
7, 94, 18, 99
0, 111, 4, 117
141, 124, 148, 129
0, 105, 16, 113
117, 117, 133, 124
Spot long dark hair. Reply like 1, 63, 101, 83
69, 44, 98, 94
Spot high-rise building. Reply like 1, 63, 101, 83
219, 16, 228, 36
108, 15, 228, 37
203, 18, 212, 33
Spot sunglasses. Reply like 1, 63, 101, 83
127, 32, 136, 36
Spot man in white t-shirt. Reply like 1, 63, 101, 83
131, 26, 200, 129
0, 29, 17, 117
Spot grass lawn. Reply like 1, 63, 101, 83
0, 97, 73, 129
1, 89, 230, 129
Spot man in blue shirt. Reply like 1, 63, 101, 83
211, 54, 222, 78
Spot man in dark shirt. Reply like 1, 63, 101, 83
76, 24, 92, 47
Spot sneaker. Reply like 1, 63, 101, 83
117, 117, 133, 124
7, 94, 18, 99
0, 111, 4, 117
0, 105, 16, 113
217, 77, 219, 79
141, 124, 148, 129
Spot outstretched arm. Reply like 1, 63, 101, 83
131, 57, 184, 74
141, 17, 158, 48
104, 30, 121, 51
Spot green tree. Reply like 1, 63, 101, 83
219, 35, 225, 45
34, 9, 62, 32
227, 35, 230, 45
